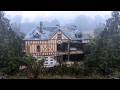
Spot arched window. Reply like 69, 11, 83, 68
37, 45, 40, 52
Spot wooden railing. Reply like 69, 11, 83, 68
56, 50, 83, 56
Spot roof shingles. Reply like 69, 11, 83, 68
24, 26, 88, 41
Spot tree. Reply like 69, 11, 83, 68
84, 11, 120, 76
21, 55, 45, 79
0, 11, 24, 75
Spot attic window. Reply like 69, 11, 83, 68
57, 34, 62, 39
37, 45, 40, 52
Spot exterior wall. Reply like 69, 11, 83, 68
25, 40, 57, 56
24, 30, 70, 57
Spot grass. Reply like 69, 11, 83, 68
6, 74, 110, 79
7, 75, 28, 79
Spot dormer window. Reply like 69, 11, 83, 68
33, 33, 40, 38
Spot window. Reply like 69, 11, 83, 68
33, 33, 40, 38
37, 45, 40, 52
57, 44, 62, 51
57, 34, 62, 39
50, 62, 53, 64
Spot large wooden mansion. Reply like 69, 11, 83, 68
23, 22, 90, 61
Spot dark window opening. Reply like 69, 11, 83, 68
50, 62, 53, 64
57, 42, 83, 52
33, 33, 40, 38
57, 44, 62, 51
37, 45, 40, 52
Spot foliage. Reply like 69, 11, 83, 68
21, 55, 45, 79
0, 11, 24, 75
84, 11, 120, 76
44, 63, 84, 77
1, 57, 21, 75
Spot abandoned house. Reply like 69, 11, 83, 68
23, 22, 90, 62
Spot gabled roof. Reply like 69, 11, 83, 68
60, 27, 82, 40
24, 25, 89, 41
24, 26, 58, 40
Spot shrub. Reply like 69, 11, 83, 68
1, 57, 21, 75
44, 63, 84, 77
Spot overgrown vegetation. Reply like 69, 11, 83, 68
84, 11, 120, 77
1, 11, 120, 79
0, 11, 24, 75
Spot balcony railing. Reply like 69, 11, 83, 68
56, 50, 83, 56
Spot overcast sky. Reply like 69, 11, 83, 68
5, 11, 111, 22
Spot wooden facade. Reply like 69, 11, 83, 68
23, 22, 87, 62
24, 30, 71, 57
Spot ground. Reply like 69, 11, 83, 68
6, 74, 110, 79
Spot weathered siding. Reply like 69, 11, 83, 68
24, 30, 70, 57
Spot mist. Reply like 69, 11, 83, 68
5, 11, 111, 34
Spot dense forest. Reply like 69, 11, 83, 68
0, 11, 120, 79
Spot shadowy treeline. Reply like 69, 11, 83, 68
1, 11, 120, 79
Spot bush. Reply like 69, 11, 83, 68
83, 12, 120, 76
20, 55, 45, 79
1, 57, 21, 75
44, 63, 84, 77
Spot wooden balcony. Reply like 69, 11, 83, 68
56, 50, 83, 56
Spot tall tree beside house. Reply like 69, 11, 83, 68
84, 11, 120, 76
0, 11, 24, 75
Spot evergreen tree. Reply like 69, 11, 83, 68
0, 11, 24, 75
84, 11, 120, 76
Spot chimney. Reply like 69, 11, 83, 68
40, 21, 43, 33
